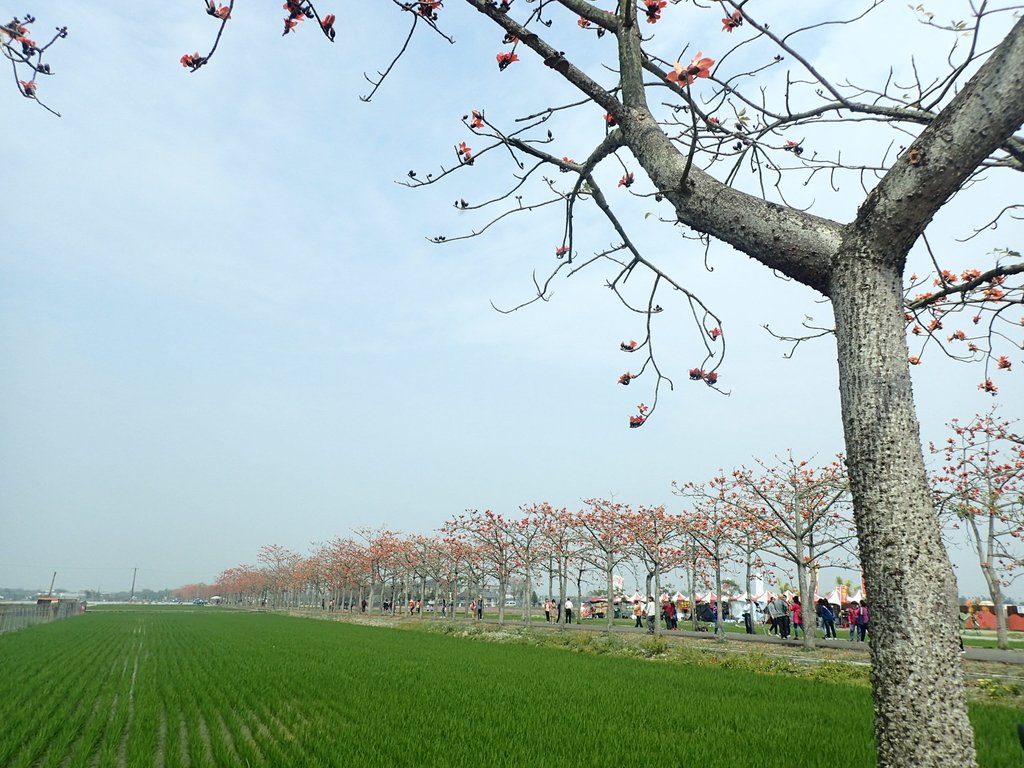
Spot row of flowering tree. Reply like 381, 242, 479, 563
205, 422, 1022, 648
209, 456, 862, 638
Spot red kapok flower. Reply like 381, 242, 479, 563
417, 1, 442, 17
618, 172, 635, 188
605, 113, 617, 126
577, 16, 591, 28
708, 327, 722, 339
645, 0, 667, 23
457, 142, 472, 162
984, 286, 1005, 301
470, 110, 485, 129
997, 356, 1012, 370
629, 414, 646, 428
555, 245, 569, 257
620, 340, 639, 352
688, 368, 703, 380
321, 13, 336, 40
667, 52, 715, 86
979, 378, 998, 395
19, 80, 36, 96
908, 356, 921, 365
704, 371, 719, 385
618, 372, 633, 385
180, 52, 204, 70
722, 10, 743, 32
205, 0, 229, 18
496, 51, 519, 70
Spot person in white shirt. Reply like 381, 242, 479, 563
645, 596, 657, 634
564, 598, 574, 624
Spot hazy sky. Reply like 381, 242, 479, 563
1, 2, 1020, 597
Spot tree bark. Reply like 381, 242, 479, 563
796, 559, 814, 650
831, 253, 975, 767
982, 563, 1009, 650
713, 561, 724, 638
606, 551, 615, 632
558, 560, 567, 628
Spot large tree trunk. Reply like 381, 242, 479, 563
796, 559, 815, 650
982, 564, 1009, 650
831, 255, 975, 767
606, 551, 615, 632
575, 572, 583, 624
497, 576, 507, 624
713, 559, 724, 638
686, 565, 697, 632
558, 562, 567, 628
653, 570, 662, 637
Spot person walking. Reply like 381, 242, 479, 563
633, 599, 644, 629
645, 596, 657, 634
817, 598, 837, 639
742, 597, 756, 635
665, 599, 677, 630
543, 599, 552, 622
770, 595, 791, 639
790, 596, 804, 640
765, 596, 780, 635
847, 601, 859, 640
564, 598, 574, 624
477, 597, 484, 621
856, 601, 870, 642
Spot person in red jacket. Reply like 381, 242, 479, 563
790, 596, 804, 640
664, 599, 677, 630
847, 601, 860, 641
856, 601, 870, 642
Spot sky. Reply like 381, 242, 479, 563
1, 1, 1020, 598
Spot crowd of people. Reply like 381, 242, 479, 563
615, 593, 872, 641
370, 591, 874, 644
540, 598, 575, 623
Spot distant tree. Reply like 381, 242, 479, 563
932, 410, 1024, 649
730, 455, 855, 650
444, 509, 518, 623
527, 502, 577, 624
575, 498, 636, 631
677, 471, 756, 637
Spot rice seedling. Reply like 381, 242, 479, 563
0, 608, 1018, 767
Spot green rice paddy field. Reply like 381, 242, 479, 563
0, 608, 1019, 767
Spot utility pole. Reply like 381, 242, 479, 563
129, 567, 137, 603
47, 571, 56, 596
